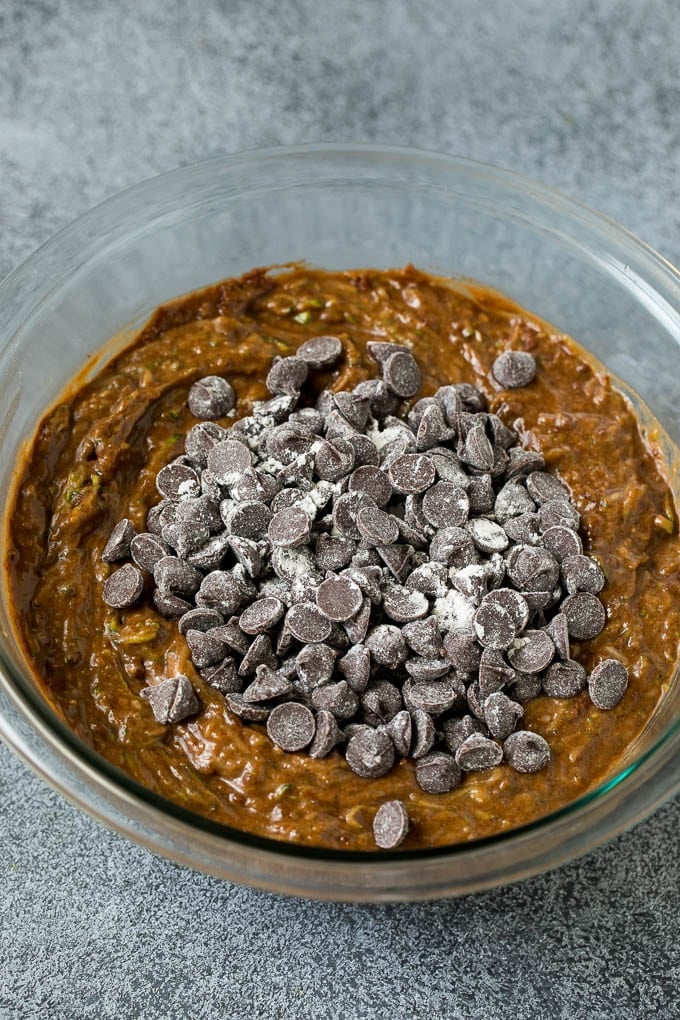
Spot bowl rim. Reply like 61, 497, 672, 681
1, 142, 679, 881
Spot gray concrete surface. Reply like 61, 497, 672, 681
1, 1, 679, 1017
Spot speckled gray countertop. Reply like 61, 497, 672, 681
1, 2, 679, 1017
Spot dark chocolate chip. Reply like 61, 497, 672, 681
187, 532, 232, 572
156, 462, 201, 501
227, 535, 262, 577
238, 633, 278, 677
243, 664, 292, 703
416, 403, 452, 451
382, 585, 429, 623
478, 647, 515, 698
239, 597, 286, 634
422, 482, 469, 529
402, 616, 444, 657
267, 506, 310, 548
461, 422, 495, 472
345, 728, 395, 778
409, 676, 463, 716
365, 625, 408, 668
388, 454, 436, 495
443, 632, 482, 673
588, 658, 629, 710
538, 499, 580, 532
372, 800, 410, 849
467, 518, 509, 554
103, 563, 144, 609
494, 481, 536, 523
376, 543, 413, 582
297, 335, 343, 369
542, 660, 587, 698
354, 505, 398, 547
505, 447, 546, 479
415, 751, 462, 794
455, 733, 503, 772
185, 628, 228, 669
266, 356, 309, 396
184, 421, 228, 467
162, 521, 210, 559
467, 474, 495, 515
200, 656, 241, 695
366, 340, 410, 365
404, 657, 451, 681
507, 629, 555, 673
178, 607, 224, 636
525, 471, 570, 505
334, 392, 370, 431
207, 439, 253, 486
506, 671, 543, 704
226, 693, 271, 722
541, 526, 582, 562
141, 674, 199, 725
473, 602, 517, 650
314, 534, 356, 571
153, 590, 192, 619
483, 691, 524, 739
266, 701, 316, 751
382, 351, 421, 398
503, 513, 543, 546
295, 643, 337, 690
561, 554, 605, 595
442, 714, 486, 754
102, 519, 136, 563
409, 709, 436, 758
561, 592, 606, 640
406, 561, 449, 596
492, 350, 537, 389
188, 376, 235, 419
131, 532, 172, 572
386, 710, 412, 756
337, 644, 371, 693
311, 679, 359, 719
286, 602, 333, 644
153, 556, 201, 597
314, 439, 355, 482
503, 730, 551, 772
361, 680, 402, 726
316, 575, 363, 622
482, 589, 530, 631
343, 597, 372, 644
429, 526, 475, 567
308, 709, 344, 758
506, 545, 560, 592
333, 491, 377, 539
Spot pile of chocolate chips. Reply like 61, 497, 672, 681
101, 335, 629, 847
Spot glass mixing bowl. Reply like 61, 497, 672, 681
0, 144, 679, 901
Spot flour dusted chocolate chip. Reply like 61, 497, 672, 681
381, 585, 427, 624
152, 557, 201, 598
239, 597, 285, 634
543, 525, 582, 562
455, 733, 503, 772
384, 710, 411, 756
307, 709, 343, 758
243, 665, 292, 703
286, 602, 332, 644
314, 534, 355, 571
422, 481, 469, 529
507, 630, 555, 673
389, 454, 436, 495
383, 350, 421, 398
492, 350, 537, 389
266, 355, 309, 396
103, 563, 144, 609
313, 438, 354, 482
343, 598, 371, 644
494, 481, 536, 523
588, 658, 629, 710
207, 439, 252, 486
316, 575, 363, 623
467, 474, 495, 514
162, 521, 210, 559
561, 592, 606, 640
429, 526, 474, 567
402, 616, 444, 658
185, 628, 229, 669
404, 657, 450, 681
267, 702, 316, 751
377, 543, 413, 582
409, 676, 463, 716
561, 554, 605, 595
178, 607, 224, 635
443, 632, 481, 673
482, 589, 530, 632
416, 403, 452, 450
372, 800, 410, 849
506, 545, 560, 592
141, 675, 199, 725
506, 671, 542, 704
538, 499, 580, 532
345, 728, 395, 778
295, 643, 336, 690
467, 518, 509, 554
188, 376, 235, 420
484, 691, 524, 739
478, 647, 515, 697
297, 335, 343, 369
409, 709, 436, 758
473, 602, 516, 650
332, 491, 376, 539
356, 506, 399, 546
415, 751, 462, 794
153, 590, 192, 619
226, 693, 271, 722
542, 660, 587, 698
361, 680, 402, 725
461, 422, 495, 472
102, 519, 136, 563
185, 421, 227, 466
526, 471, 570, 505
131, 532, 172, 572
442, 715, 486, 754
156, 462, 201, 501
310, 679, 359, 719
365, 625, 407, 668
503, 730, 551, 772
336, 644, 370, 693
268, 506, 310, 548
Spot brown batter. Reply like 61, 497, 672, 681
5, 266, 680, 850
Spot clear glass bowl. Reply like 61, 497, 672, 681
0, 144, 679, 902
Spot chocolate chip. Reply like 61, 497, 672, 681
421, 481, 469, 529
141, 674, 199, 725
316, 575, 363, 622
206, 438, 253, 487
473, 602, 516, 650
429, 526, 475, 567
503, 512, 542, 546
478, 647, 515, 697
542, 660, 587, 698
266, 702, 316, 751
238, 597, 285, 634
388, 453, 436, 495
415, 751, 462, 794
366, 340, 410, 365
545, 613, 570, 660
267, 423, 316, 464
455, 733, 503, 772
383, 351, 421, 398
442, 715, 486, 754
588, 658, 629, 710
443, 632, 482, 672
361, 680, 402, 725
503, 730, 551, 772
146, 501, 172, 535
226, 693, 271, 722
416, 403, 452, 450
314, 534, 355, 572
505, 447, 545, 479
409, 676, 463, 715
102, 519, 136, 563
483, 589, 530, 631
266, 506, 309, 549
184, 628, 227, 669
151, 557, 199, 598
271, 544, 318, 582
103, 563, 144, 609
525, 471, 570, 505
308, 709, 344, 758
492, 350, 537, 389
382, 585, 429, 623
542, 525, 582, 562
356, 506, 400, 546
162, 521, 210, 559
334, 392, 370, 431
226, 535, 261, 577
297, 335, 343, 369
310, 680, 358, 719
346, 432, 380, 468
153, 590, 192, 619
177, 607, 224, 636
494, 481, 536, 523
467, 474, 495, 514
461, 422, 495, 472
561, 554, 605, 595
266, 356, 309, 396
243, 664, 292, 703
185, 532, 231, 572
337, 644, 371, 693
402, 616, 444, 657
561, 592, 606, 640
406, 561, 448, 596
343, 597, 372, 644
200, 656, 241, 695
507, 629, 555, 673
188, 376, 235, 419
483, 691, 524, 739
156, 462, 201, 501
408, 709, 436, 758
376, 543, 413, 582
538, 499, 580, 532
286, 602, 333, 644
295, 643, 337, 690
372, 800, 410, 849
332, 491, 376, 539
404, 657, 451, 681
506, 671, 542, 704
184, 421, 228, 467
467, 518, 509, 554
506, 545, 560, 593
313, 439, 354, 482
365, 625, 407, 668
345, 728, 395, 778
131, 532, 172, 572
